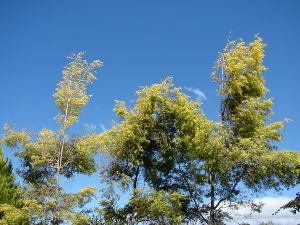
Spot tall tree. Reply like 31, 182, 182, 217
3, 52, 102, 224
98, 77, 205, 224
194, 34, 300, 224
98, 35, 300, 224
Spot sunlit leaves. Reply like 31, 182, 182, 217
0, 203, 30, 225
206, 34, 300, 223
1, 36, 299, 224
2, 52, 102, 224
98, 77, 214, 223
53, 52, 102, 129
97, 35, 300, 224
130, 188, 185, 224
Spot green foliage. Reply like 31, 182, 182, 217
99, 185, 185, 224
98, 77, 213, 224
203, 34, 300, 223
2, 37, 299, 225
0, 203, 30, 225
212, 35, 270, 138
129, 188, 185, 224
210, 35, 299, 194
0, 141, 29, 224
0, 142, 17, 207
98, 35, 300, 225
2, 52, 102, 224
53, 52, 102, 129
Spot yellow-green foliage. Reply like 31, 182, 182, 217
2, 37, 300, 224
212, 35, 282, 140
53, 52, 102, 129
2, 52, 102, 224
130, 188, 185, 224
0, 204, 29, 225
98, 35, 300, 224
100, 77, 212, 178
212, 35, 267, 97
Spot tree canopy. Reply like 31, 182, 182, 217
1, 35, 299, 224
97, 35, 300, 224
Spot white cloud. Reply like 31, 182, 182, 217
227, 196, 300, 225
100, 123, 107, 132
184, 86, 207, 101
83, 123, 97, 132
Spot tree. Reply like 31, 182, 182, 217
0, 141, 18, 208
0, 140, 30, 225
98, 35, 300, 224
3, 52, 102, 224
98, 77, 206, 224
207, 35, 300, 223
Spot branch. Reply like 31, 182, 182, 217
214, 166, 247, 210
178, 164, 208, 224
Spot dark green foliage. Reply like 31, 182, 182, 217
0, 142, 19, 208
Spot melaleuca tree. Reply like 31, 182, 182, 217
98, 35, 300, 225
203, 34, 300, 224
98, 77, 208, 224
3, 52, 102, 224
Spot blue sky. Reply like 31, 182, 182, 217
1, 1, 300, 224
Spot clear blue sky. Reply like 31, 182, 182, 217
1, 1, 300, 224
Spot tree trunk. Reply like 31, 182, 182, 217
131, 166, 140, 225
209, 172, 215, 225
